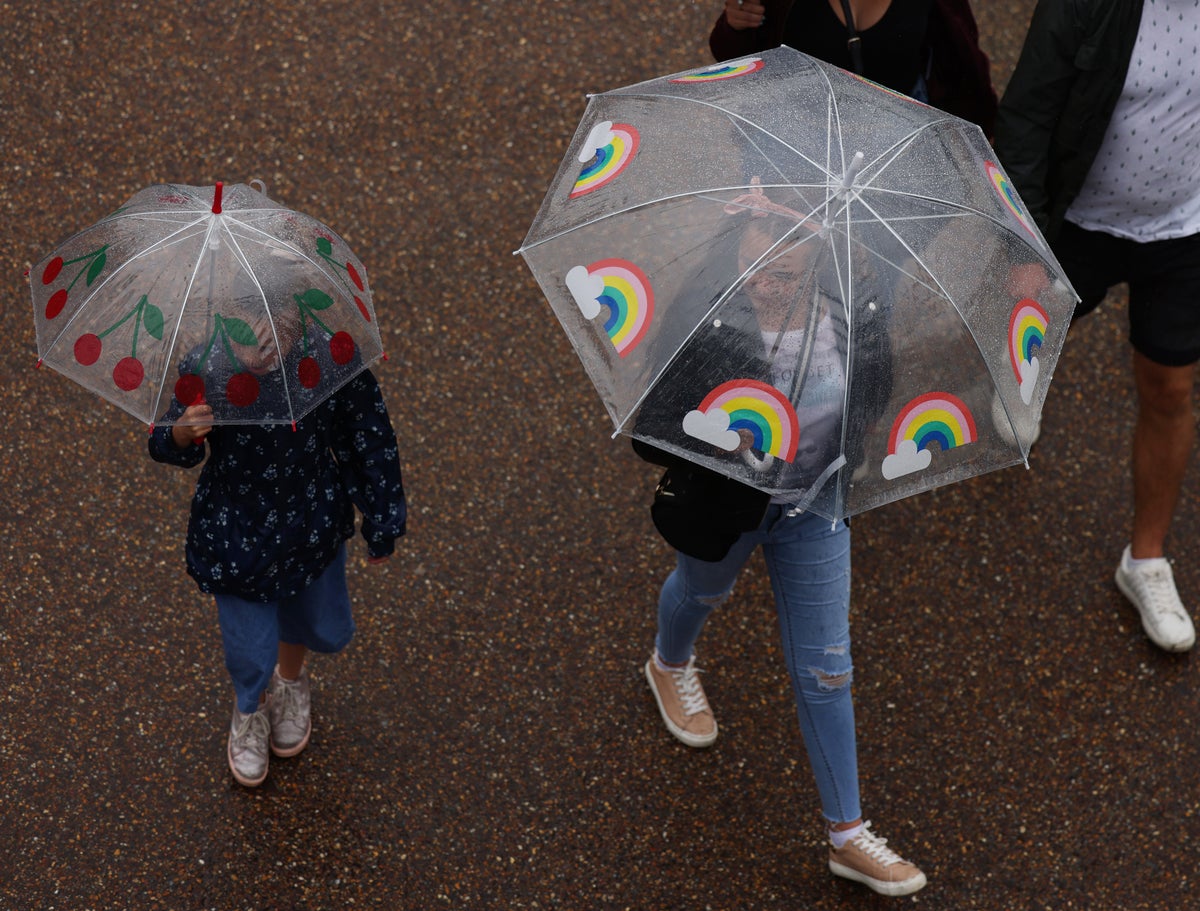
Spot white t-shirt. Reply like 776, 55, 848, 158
1065, 0, 1200, 240
761, 315, 845, 490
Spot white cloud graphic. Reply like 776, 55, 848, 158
578, 121, 615, 163
565, 265, 604, 320
683, 408, 741, 452
881, 438, 932, 480
1019, 355, 1040, 405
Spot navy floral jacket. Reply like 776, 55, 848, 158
149, 369, 407, 602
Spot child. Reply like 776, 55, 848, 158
149, 334, 406, 787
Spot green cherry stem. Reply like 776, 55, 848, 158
128, 294, 149, 357
295, 293, 336, 337
62, 244, 110, 292
194, 322, 222, 375
216, 317, 245, 372
298, 313, 313, 358
95, 301, 139, 341
316, 248, 362, 298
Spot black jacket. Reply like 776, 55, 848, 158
993, 0, 1144, 243
149, 367, 406, 602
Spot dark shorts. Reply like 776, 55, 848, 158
1056, 220, 1200, 367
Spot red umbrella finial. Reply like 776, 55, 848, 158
212, 181, 224, 214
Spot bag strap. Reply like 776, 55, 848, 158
838, 0, 864, 74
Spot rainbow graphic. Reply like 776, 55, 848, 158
684, 379, 799, 462
986, 161, 1041, 243
1009, 298, 1048, 403
882, 392, 976, 479
848, 72, 926, 106
1009, 299, 1048, 380
570, 122, 640, 198
670, 58, 764, 83
565, 258, 654, 357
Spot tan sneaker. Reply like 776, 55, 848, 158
644, 655, 717, 748
829, 822, 926, 896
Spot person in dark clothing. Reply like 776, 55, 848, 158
995, 0, 1199, 653
149, 305, 406, 787
710, 0, 997, 135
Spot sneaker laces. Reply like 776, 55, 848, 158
232, 708, 269, 745
671, 662, 710, 717
273, 676, 305, 724
1134, 563, 1189, 619
849, 823, 907, 868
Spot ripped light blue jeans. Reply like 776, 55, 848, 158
656, 504, 859, 824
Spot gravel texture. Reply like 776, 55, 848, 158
2, 2, 1197, 909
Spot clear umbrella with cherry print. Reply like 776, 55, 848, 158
30, 180, 384, 430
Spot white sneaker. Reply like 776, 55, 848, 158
1115, 546, 1196, 652
268, 665, 312, 758
228, 703, 271, 787
991, 391, 1041, 450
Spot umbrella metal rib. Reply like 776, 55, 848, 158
519, 46, 1081, 519
37, 214, 210, 364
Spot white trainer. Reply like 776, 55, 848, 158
1115, 546, 1196, 652
228, 703, 271, 787
268, 665, 312, 758
991, 391, 1041, 450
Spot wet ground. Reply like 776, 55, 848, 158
2, 2, 1198, 909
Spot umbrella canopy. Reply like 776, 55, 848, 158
30, 181, 383, 428
518, 47, 1079, 522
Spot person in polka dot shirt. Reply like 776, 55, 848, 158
996, 0, 1200, 653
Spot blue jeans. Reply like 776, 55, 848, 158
215, 545, 355, 713
656, 505, 859, 824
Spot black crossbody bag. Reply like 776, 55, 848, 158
650, 461, 770, 562
839, 0, 865, 74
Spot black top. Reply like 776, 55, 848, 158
782, 0, 934, 93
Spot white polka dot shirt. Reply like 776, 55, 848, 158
1066, 0, 1200, 240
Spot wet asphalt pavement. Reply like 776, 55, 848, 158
2, 1, 1199, 909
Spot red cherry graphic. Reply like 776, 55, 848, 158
46, 289, 68, 320
113, 357, 145, 391
227, 372, 260, 407
298, 356, 321, 389
347, 262, 365, 292
354, 296, 371, 322
42, 257, 64, 285
175, 374, 206, 406
74, 334, 102, 366
330, 331, 355, 365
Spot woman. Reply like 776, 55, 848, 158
636, 188, 920, 896
712, 0, 997, 135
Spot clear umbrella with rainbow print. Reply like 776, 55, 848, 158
517, 46, 1078, 521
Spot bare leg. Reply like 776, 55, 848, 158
1130, 352, 1195, 559
277, 641, 308, 681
